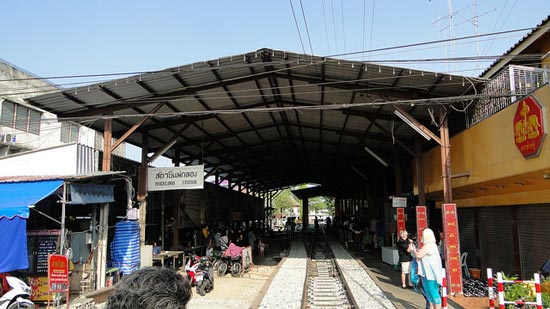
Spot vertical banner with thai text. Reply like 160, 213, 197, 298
443, 203, 463, 295
415, 206, 427, 248
396, 207, 405, 235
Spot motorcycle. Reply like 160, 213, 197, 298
214, 243, 244, 278
185, 256, 214, 296
0, 273, 34, 309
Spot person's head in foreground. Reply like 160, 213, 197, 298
106, 266, 192, 309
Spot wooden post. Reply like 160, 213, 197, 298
439, 107, 452, 203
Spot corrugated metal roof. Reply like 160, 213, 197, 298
0, 171, 124, 183
26, 48, 483, 195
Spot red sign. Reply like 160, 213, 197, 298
416, 206, 428, 248
442, 204, 463, 295
48, 254, 69, 293
396, 207, 405, 235
513, 96, 545, 158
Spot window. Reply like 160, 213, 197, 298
0, 100, 41, 134
60, 122, 80, 143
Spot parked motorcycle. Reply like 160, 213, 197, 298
214, 243, 244, 278
214, 254, 242, 277
185, 256, 214, 296
0, 272, 34, 309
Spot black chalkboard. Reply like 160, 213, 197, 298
26, 230, 60, 275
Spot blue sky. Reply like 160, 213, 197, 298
2, 0, 549, 86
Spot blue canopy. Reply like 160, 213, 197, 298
0, 179, 63, 219
0, 217, 29, 272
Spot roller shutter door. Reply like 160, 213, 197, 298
478, 207, 517, 275
517, 204, 550, 277
458, 208, 477, 268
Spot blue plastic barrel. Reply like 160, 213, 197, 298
110, 221, 140, 275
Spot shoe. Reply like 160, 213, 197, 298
402, 285, 406, 289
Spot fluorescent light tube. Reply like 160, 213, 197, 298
364, 146, 389, 167
393, 109, 432, 140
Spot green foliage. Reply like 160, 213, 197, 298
272, 188, 300, 214
271, 186, 334, 216
542, 292, 550, 309
498, 273, 544, 309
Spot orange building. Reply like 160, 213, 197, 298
419, 16, 550, 279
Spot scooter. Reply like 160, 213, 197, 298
185, 256, 214, 296
0, 273, 35, 309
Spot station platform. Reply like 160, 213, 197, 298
344, 239, 489, 309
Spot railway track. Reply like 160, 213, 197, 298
303, 230, 358, 309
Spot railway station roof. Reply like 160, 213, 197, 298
27, 48, 483, 196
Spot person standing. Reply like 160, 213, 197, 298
438, 231, 446, 267
314, 216, 319, 231
415, 228, 444, 309
397, 230, 413, 288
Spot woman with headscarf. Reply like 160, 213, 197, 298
414, 228, 444, 309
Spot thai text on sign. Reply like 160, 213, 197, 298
147, 165, 204, 191
443, 203, 463, 295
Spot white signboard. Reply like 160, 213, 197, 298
147, 165, 204, 191
392, 196, 407, 208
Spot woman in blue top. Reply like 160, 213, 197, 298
415, 228, 444, 309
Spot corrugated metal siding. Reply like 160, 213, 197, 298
479, 207, 517, 275
458, 208, 477, 268
517, 204, 550, 277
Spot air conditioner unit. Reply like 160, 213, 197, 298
5, 134, 15, 143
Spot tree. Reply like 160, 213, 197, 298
272, 188, 300, 216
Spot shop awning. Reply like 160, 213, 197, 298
0, 179, 64, 219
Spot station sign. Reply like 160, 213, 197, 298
147, 165, 204, 191
513, 95, 545, 158
392, 196, 407, 208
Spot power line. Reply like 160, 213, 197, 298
325, 25, 542, 58
321, 0, 332, 55
298, 0, 315, 56
340, 0, 346, 55
330, 0, 338, 54
1, 25, 539, 87
54, 92, 516, 123
289, 0, 308, 56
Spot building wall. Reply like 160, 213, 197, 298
418, 84, 550, 207
0, 60, 123, 159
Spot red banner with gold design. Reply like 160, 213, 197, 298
396, 207, 406, 236
443, 203, 463, 295
416, 206, 427, 248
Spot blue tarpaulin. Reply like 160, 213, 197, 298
0, 217, 29, 272
0, 179, 63, 219
0, 179, 63, 272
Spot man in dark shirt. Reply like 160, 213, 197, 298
397, 229, 413, 288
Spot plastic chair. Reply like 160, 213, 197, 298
460, 252, 470, 278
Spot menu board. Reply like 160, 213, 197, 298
27, 230, 61, 275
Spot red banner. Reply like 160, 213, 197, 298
442, 204, 463, 295
416, 206, 427, 248
48, 254, 69, 293
396, 207, 406, 236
